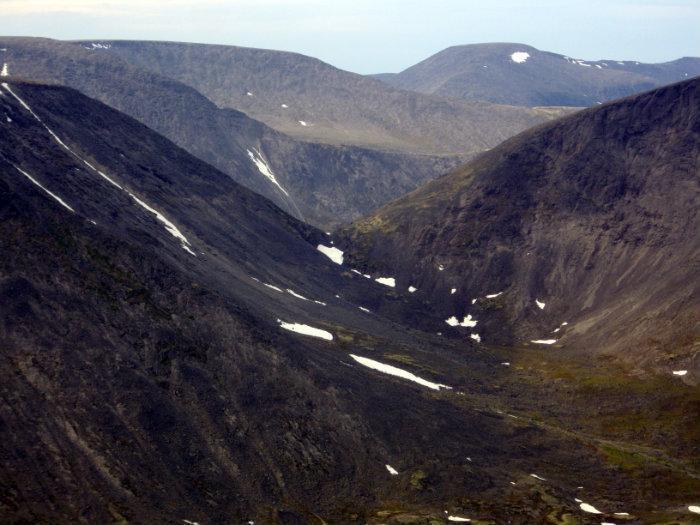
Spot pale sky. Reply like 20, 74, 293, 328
1, 0, 699, 74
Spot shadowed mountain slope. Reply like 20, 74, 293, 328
2, 81, 699, 524
340, 78, 700, 371
0, 37, 461, 229
375, 43, 700, 107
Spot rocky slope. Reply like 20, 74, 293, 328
3, 80, 700, 524
340, 78, 700, 373
0, 37, 461, 228
92, 39, 567, 155
375, 43, 700, 107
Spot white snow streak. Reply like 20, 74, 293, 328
451, 288, 457, 294
408, 286, 417, 293
530, 473, 546, 481
535, 299, 546, 309
447, 517, 471, 522
349, 354, 451, 391
128, 193, 192, 249
470, 333, 481, 343
385, 464, 398, 475
298, 120, 308, 126
485, 292, 503, 299
531, 339, 557, 345
317, 244, 344, 264
278, 320, 333, 341
0, 63, 8, 77
286, 289, 308, 300
689, 506, 700, 514
673, 370, 688, 376
15, 166, 74, 212
246, 147, 289, 196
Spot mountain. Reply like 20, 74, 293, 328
91, 39, 569, 155
375, 43, 700, 107
3, 80, 700, 524
0, 37, 461, 229
339, 78, 700, 371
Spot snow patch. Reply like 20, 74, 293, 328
317, 244, 344, 264
247, 147, 289, 196
408, 286, 417, 293
90, 43, 111, 50
447, 517, 470, 522
298, 120, 308, 126
358, 306, 370, 313
688, 506, 700, 514
485, 291, 503, 299
535, 299, 545, 309
510, 51, 530, 63
385, 464, 398, 475
350, 354, 451, 391
450, 288, 457, 294
579, 503, 602, 514
375, 276, 395, 287
530, 473, 546, 481
0, 63, 8, 77
673, 370, 688, 376
531, 339, 557, 345
278, 320, 333, 341
470, 333, 481, 343
445, 315, 477, 328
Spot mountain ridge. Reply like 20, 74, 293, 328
0, 36, 463, 228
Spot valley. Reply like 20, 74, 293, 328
0, 9, 698, 523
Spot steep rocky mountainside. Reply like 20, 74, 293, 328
3, 81, 700, 524
340, 79, 700, 372
93, 39, 568, 155
375, 43, 700, 107
0, 37, 461, 228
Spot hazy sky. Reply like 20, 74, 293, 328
1, 0, 699, 73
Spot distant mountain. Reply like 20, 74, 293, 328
374, 43, 700, 107
93, 39, 568, 155
340, 79, 700, 368
0, 37, 460, 228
